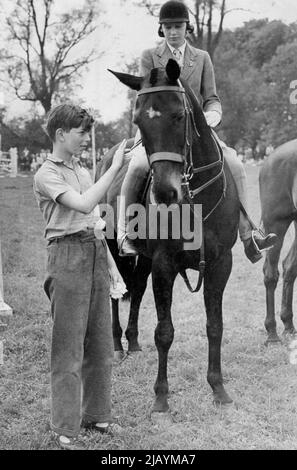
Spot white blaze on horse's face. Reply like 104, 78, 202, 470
146, 106, 161, 119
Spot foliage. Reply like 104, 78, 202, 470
215, 19, 297, 152
0, 0, 101, 113
1, 114, 50, 152
261, 40, 297, 147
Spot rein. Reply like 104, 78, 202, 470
136, 82, 226, 293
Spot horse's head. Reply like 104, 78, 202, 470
109, 59, 191, 205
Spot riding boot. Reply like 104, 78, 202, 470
117, 139, 149, 256
222, 145, 277, 263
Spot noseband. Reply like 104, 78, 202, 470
137, 84, 192, 167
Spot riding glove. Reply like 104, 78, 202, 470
204, 110, 221, 128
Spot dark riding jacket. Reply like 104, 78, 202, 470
140, 41, 222, 119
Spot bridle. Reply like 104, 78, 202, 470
136, 81, 226, 215
136, 81, 227, 293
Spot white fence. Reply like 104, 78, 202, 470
0, 149, 18, 177
0, 240, 12, 366
0, 239, 12, 317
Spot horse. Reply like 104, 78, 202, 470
97, 58, 240, 415
259, 139, 297, 344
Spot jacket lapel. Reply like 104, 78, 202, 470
181, 43, 198, 81
155, 42, 173, 68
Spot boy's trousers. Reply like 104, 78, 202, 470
44, 231, 113, 437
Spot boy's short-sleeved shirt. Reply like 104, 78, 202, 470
33, 154, 98, 240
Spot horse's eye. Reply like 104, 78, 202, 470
172, 112, 184, 122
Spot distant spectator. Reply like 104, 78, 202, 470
244, 148, 253, 161
36, 153, 43, 169
40, 148, 47, 163
265, 145, 274, 157
45, 149, 52, 160
31, 155, 38, 173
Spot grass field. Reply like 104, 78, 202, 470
0, 165, 297, 450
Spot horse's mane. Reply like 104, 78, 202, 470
150, 68, 159, 86
179, 78, 218, 159
180, 79, 211, 136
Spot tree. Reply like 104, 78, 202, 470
0, 0, 101, 113
94, 119, 127, 154
247, 20, 289, 69
261, 40, 297, 147
215, 19, 297, 151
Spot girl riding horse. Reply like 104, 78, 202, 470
117, 0, 276, 262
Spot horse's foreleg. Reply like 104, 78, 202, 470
204, 251, 233, 405
263, 221, 289, 344
151, 252, 177, 413
281, 224, 297, 338
126, 255, 152, 353
111, 298, 125, 361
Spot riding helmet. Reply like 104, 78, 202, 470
159, 1, 190, 24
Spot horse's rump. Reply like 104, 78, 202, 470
259, 139, 297, 225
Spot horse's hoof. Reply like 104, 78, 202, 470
264, 335, 281, 346
282, 329, 297, 343
114, 350, 126, 363
150, 411, 173, 426
213, 391, 233, 406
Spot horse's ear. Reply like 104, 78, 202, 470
108, 69, 144, 91
165, 59, 180, 82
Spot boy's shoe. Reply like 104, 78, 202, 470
82, 421, 123, 436
53, 433, 85, 450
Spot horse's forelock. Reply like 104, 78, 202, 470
150, 68, 159, 86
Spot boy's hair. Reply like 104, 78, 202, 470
46, 104, 94, 142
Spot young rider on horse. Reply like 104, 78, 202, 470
117, 0, 277, 263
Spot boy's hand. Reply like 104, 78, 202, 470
111, 139, 127, 171
109, 266, 127, 299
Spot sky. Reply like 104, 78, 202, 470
3, 0, 297, 122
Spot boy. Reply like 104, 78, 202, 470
33, 104, 126, 449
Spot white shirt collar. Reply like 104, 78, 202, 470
166, 40, 187, 58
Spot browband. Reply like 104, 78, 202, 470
138, 86, 185, 96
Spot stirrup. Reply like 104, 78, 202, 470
251, 230, 276, 253
118, 234, 138, 257
251, 230, 262, 254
